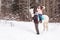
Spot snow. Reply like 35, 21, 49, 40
0, 20, 60, 40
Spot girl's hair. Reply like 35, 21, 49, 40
33, 3, 45, 13
33, 3, 40, 13
40, 6, 43, 10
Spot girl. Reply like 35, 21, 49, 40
34, 6, 45, 23
33, 5, 45, 34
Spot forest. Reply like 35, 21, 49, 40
0, 0, 60, 22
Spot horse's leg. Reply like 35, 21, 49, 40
45, 22, 48, 31
43, 22, 48, 31
34, 23, 40, 34
43, 22, 45, 31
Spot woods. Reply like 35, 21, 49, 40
0, 0, 60, 22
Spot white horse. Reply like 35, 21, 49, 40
29, 8, 49, 31
42, 15, 49, 31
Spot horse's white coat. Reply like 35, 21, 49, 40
29, 8, 34, 17
42, 15, 49, 23
29, 8, 49, 31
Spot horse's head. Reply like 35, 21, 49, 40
29, 8, 34, 17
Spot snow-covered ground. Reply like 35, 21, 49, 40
0, 20, 60, 40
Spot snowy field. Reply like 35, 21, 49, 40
0, 20, 60, 40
